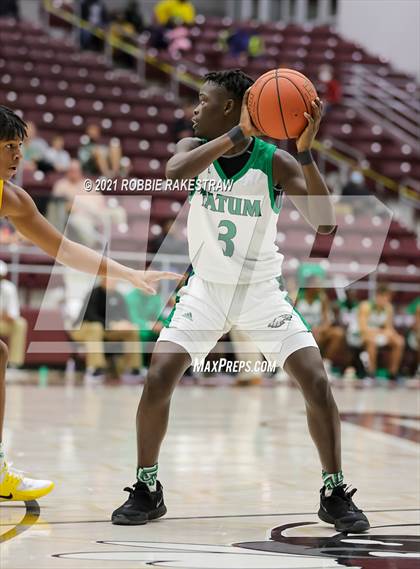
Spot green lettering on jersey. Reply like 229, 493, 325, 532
227, 196, 242, 216
218, 220, 237, 257
215, 194, 227, 213
203, 192, 217, 212
242, 199, 261, 217
200, 190, 261, 218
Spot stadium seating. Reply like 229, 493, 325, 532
0, 15, 418, 320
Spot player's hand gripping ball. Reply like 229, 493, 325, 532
247, 68, 318, 140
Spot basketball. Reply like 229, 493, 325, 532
247, 68, 318, 140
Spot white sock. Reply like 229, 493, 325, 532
0, 442, 5, 467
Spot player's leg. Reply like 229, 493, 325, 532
243, 281, 369, 533
284, 345, 369, 532
137, 341, 191, 468
284, 347, 340, 473
111, 340, 191, 526
0, 340, 7, 447
0, 339, 54, 502
112, 275, 225, 525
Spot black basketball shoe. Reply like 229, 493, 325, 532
111, 480, 167, 525
318, 485, 370, 533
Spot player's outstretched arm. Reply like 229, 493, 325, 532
2, 182, 181, 294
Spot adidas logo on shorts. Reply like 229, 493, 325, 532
182, 312, 193, 321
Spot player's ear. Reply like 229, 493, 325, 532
223, 98, 235, 115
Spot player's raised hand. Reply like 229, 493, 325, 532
296, 97, 323, 152
239, 88, 263, 138
127, 270, 183, 295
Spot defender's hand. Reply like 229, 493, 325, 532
127, 270, 182, 295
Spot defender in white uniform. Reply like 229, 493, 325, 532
113, 70, 370, 534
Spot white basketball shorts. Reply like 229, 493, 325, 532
158, 274, 319, 368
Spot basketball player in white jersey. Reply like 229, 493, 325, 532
113, 70, 370, 532
0, 105, 181, 503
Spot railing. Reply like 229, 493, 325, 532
31, 1, 416, 227
2, 244, 419, 299
346, 65, 420, 149
42, 0, 201, 97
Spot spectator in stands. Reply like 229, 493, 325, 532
80, 0, 109, 51
0, 260, 27, 371
51, 159, 126, 245
109, 10, 137, 67
44, 135, 71, 173
173, 100, 195, 142
358, 284, 404, 380
227, 27, 250, 64
248, 32, 265, 59
0, 0, 20, 19
341, 169, 371, 214
318, 64, 342, 112
22, 121, 50, 173
406, 296, 419, 376
124, 0, 144, 33
166, 20, 192, 59
78, 123, 124, 177
71, 276, 142, 382
154, 0, 195, 26
295, 276, 345, 374
335, 288, 363, 377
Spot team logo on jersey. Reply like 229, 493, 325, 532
267, 313, 293, 328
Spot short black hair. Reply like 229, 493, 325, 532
0, 105, 27, 141
204, 69, 254, 101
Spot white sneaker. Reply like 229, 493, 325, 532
0, 462, 54, 502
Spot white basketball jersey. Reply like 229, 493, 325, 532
187, 137, 284, 284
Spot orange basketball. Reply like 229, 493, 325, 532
247, 68, 318, 140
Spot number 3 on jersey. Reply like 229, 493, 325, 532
217, 220, 237, 257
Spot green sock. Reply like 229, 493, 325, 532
137, 464, 158, 491
322, 469, 344, 495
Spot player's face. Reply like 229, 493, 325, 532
192, 82, 234, 139
0, 138, 23, 180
